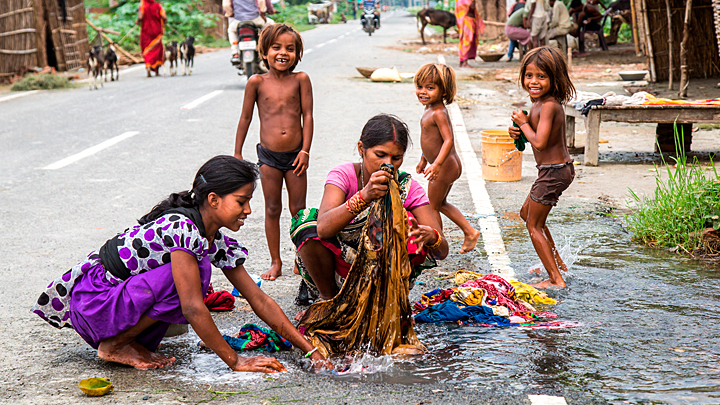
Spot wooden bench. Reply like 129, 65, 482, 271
565, 104, 720, 165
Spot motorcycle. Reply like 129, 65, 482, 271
361, 7, 379, 36
232, 22, 266, 78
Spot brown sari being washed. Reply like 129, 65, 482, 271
298, 165, 425, 358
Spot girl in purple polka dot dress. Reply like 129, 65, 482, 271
32, 155, 331, 372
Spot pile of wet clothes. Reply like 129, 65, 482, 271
413, 271, 579, 329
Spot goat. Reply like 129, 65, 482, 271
417, 9, 457, 45
179, 36, 195, 76
87, 45, 104, 90
164, 41, 178, 77
104, 44, 119, 81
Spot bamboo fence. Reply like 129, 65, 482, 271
0, 0, 89, 81
0, 0, 39, 80
634, 0, 720, 82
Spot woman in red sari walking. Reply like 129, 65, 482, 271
137, 0, 166, 77
455, 0, 485, 68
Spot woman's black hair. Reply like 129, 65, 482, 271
360, 114, 412, 151
138, 155, 259, 224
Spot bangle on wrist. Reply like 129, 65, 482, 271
426, 228, 442, 250
300, 150, 310, 156
520, 122, 529, 128
304, 347, 318, 358
345, 191, 369, 216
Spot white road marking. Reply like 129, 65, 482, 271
181, 90, 223, 110
328, 38, 337, 43
449, 102, 514, 279
0, 90, 39, 103
316, 42, 326, 48
439, 53, 513, 277
528, 395, 568, 405
42, 131, 140, 170
305, 48, 314, 54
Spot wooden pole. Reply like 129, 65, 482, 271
641, 0, 656, 82
678, 0, 692, 98
630, 0, 640, 55
85, 18, 142, 64
665, 0, 673, 90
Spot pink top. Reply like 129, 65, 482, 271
325, 162, 430, 210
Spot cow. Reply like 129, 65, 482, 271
417, 9, 457, 45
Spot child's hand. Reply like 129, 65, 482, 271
293, 151, 309, 176
416, 158, 427, 175
360, 169, 391, 202
232, 355, 286, 373
234, 152, 244, 161
508, 126, 521, 140
511, 110, 529, 127
408, 217, 437, 252
423, 163, 440, 182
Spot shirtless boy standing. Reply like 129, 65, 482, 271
234, 24, 313, 280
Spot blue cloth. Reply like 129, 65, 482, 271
414, 301, 511, 325
507, 39, 518, 59
222, 323, 292, 352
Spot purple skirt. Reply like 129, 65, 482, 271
69, 258, 212, 351
505, 24, 532, 45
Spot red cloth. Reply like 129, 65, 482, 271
139, 0, 165, 70
204, 291, 236, 311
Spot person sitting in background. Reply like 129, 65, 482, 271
501, 7, 531, 61
524, 0, 548, 48
578, 0, 603, 53
224, 0, 274, 64
546, 0, 572, 45
508, 0, 526, 15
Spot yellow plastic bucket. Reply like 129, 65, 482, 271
481, 130, 522, 182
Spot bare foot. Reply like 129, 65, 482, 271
293, 262, 300, 275
98, 340, 175, 369
459, 61, 473, 68
459, 229, 481, 253
261, 260, 282, 281
532, 279, 566, 289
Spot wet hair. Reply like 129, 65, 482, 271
518, 46, 576, 104
138, 156, 259, 224
258, 23, 304, 71
414, 63, 456, 105
359, 114, 411, 151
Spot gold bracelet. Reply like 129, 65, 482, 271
345, 191, 369, 216
300, 150, 310, 156
426, 228, 442, 250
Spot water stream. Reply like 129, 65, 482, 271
163, 208, 720, 403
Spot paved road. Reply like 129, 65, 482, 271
0, 11, 604, 404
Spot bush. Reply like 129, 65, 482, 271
625, 126, 720, 253
10, 74, 73, 91
87, 0, 218, 53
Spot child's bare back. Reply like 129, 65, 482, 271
419, 105, 461, 182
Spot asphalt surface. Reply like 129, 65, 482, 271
0, 11, 610, 405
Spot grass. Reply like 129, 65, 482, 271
10, 74, 74, 91
625, 125, 720, 254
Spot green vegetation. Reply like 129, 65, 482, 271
272, 4, 315, 32
87, 0, 218, 53
625, 126, 720, 254
10, 74, 74, 91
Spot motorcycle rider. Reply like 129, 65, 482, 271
360, 0, 380, 29
224, 0, 275, 64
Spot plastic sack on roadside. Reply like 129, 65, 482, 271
370, 67, 402, 82
298, 164, 425, 358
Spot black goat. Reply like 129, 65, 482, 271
179, 36, 195, 76
104, 45, 119, 81
417, 9, 457, 45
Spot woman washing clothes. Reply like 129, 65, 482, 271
291, 114, 449, 303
